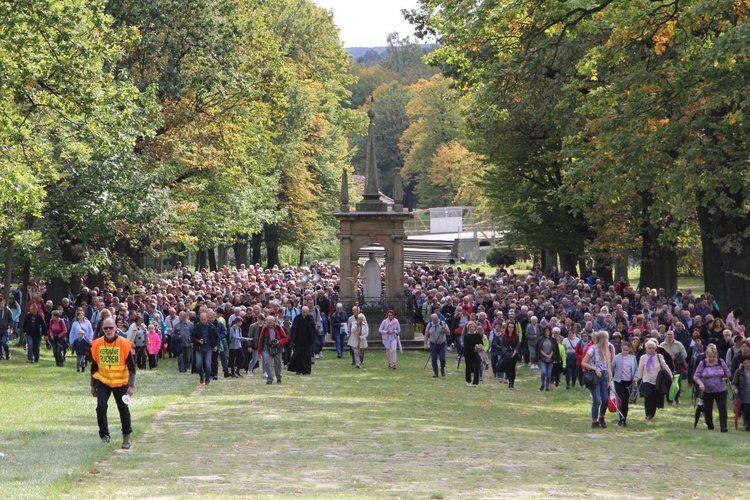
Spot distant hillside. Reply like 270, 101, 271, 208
346, 47, 388, 58
346, 44, 438, 59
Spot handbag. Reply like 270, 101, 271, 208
608, 390, 621, 413
582, 369, 600, 389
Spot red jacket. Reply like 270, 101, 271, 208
257, 325, 288, 354
575, 341, 591, 366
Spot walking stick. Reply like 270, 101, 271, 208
457, 353, 462, 370
423, 352, 431, 370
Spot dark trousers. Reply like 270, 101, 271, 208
741, 403, 750, 431
229, 348, 243, 374
520, 338, 529, 364
614, 380, 632, 422
212, 350, 229, 377
178, 346, 190, 373
552, 362, 563, 387
195, 345, 212, 382
505, 358, 517, 386
465, 355, 480, 385
95, 380, 132, 438
27, 335, 40, 362
565, 353, 578, 387
135, 346, 147, 369
0, 328, 8, 359
703, 391, 728, 430
148, 353, 158, 369
642, 382, 659, 418
52, 340, 65, 366
430, 342, 446, 375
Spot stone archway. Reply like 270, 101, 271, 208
334, 107, 413, 337
337, 217, 408, 317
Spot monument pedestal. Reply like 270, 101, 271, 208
334, 108, 413, 342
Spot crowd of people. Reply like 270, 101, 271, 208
1, 260, 749, 436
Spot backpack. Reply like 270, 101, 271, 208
421, 301, 430, 322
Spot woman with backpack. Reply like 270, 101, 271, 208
694, 344, 731, 432
48, 310, 68, 367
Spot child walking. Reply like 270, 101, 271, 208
71, 330, 91, 372
146, 324, 162, 369
229, 317, 244, 377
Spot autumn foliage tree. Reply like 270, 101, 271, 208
409, 0, 750, 311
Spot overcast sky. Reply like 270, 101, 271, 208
311, 0, 420, 47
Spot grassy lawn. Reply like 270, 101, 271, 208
0, 344, 195, 499
18, 348, 743, 499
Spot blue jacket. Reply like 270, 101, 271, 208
612, 353, 637, 383
330, 311, 347, 334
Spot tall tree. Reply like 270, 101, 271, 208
381, 32, 437, 84
0, 0, 160, 304
106, 0, 285, 268
260, 0, 357, 268
400, 74, 467, 208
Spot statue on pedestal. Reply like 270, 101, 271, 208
362, 253, 381, 303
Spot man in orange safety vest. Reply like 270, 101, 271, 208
90, 317, 136, 449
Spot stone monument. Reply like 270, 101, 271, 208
335, 108, 413, 338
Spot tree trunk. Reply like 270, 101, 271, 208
217, 244, 227, 268
542, 249, 557, 275
264, 224, 280, 269
46, 277, 70, 313
637, 190, 678, 294
614, 259, 629, 283
696, 195, 750, 318
696, 205, 726, 304
18, 258, 30, 346
298, 246, 305, 267
560, 253, 578, 277
208, 248, 217, 272
158, 242, 164, 274
233, 240, 248, 268
196, 250, 207, 271
251, 232, 263, 267
594, 256, 614, 286
639, 223, 678, 294
3, 237, 12, 304
87, 273, 105, 293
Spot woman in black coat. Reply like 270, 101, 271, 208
463, 321, 483, 387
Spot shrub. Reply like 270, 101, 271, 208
486, 247, 517, 268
